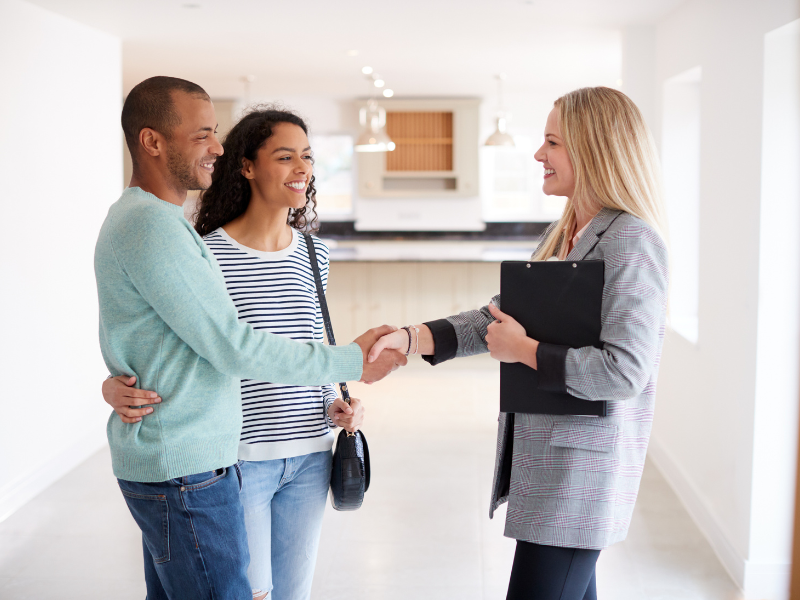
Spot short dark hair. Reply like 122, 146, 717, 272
121, 76, 210, 166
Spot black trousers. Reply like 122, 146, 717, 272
506, 541, 601, 600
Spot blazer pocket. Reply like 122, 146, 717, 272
549, 422, 619, 453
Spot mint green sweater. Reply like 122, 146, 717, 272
95, 187, 363, 482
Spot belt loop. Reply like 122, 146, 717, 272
234, 461, 243, 492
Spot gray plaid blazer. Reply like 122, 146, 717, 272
447, 208, 668, 550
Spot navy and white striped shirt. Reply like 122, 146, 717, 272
204, 227, 337, 461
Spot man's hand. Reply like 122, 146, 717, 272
328, 397, 365, 432
354, 325, 408, 383
102, 375, 161, 424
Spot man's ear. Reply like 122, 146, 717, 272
139, 128, 163, 158
241, 157, 255, 180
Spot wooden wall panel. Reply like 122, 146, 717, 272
792, 365, 800, 599
386, 112, 453, 172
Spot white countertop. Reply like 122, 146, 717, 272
323, 239, 539, 262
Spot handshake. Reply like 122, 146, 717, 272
353, 324, 420, 384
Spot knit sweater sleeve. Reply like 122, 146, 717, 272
108, 204, 363, 385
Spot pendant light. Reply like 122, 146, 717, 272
354, 70, 396, 153
484, 74, 515, 147
355, 99, 396, 152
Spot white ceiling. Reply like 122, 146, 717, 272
28, 0, 684, 101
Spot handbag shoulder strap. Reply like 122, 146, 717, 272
303, 233, 351, 403
304, 232, 336, 346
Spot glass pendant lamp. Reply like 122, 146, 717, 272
355, 98, 396, 153
484, 74, 515, 147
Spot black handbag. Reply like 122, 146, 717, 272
304, 233, 371, 511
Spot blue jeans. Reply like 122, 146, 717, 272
117, 464, 251, 600
240, 451, 332, 600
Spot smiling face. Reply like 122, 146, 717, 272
534, 107, 575, 199
242, 122, 313, 211
164, 92, 222, 192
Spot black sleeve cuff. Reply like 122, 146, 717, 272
536, 343, 569, 393
421, 319, 458, 366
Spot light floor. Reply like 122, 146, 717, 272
0, 356, 742, 599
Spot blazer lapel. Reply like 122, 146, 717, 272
565, 208, 622, 261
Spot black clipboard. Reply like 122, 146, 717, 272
499, 260, 607, 417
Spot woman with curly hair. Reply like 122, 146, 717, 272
104, 107, 364, 600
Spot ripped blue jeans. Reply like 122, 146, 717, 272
239, 451, 332, 600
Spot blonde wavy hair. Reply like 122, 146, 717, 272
533, 87, 668, 261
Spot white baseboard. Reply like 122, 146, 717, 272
648, 437, 790, 600
0, 433, 107, 524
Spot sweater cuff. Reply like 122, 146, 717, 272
421, 319, 458, 366
337, 343, 364, 381
536, 343, 569, 393
323, 392, 337, 429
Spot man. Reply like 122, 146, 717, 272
95, 76, 405, 599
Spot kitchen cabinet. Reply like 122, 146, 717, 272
356, 98, 480, 200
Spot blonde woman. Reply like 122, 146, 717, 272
370, 87, 669, 600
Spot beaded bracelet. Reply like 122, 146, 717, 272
401, 326, 412, 356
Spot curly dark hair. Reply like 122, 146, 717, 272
194, 106, 318, 237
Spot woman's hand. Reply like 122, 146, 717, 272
367, 328, 409, 362
102, 375, 161, 424
367, 324, 435, 363
486, 303, 539, 368
328, 397, 365, 432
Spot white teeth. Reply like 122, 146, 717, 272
286, 182, 305, 189
544, 169, 555, 175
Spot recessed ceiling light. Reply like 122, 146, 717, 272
383, 89, 394, 98
361, 66, 373, 75
373, 79, 385, 88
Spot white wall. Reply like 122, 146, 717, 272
751, 16, 800, 594
621, 25, 657, 131
0, 0, 122, 521
662, 67, 702, 343
642, 2, 800, 599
